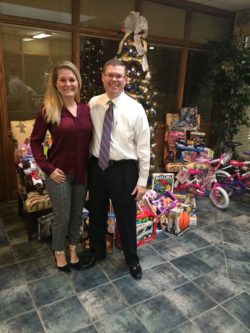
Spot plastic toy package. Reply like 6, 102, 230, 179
151, 191, 178, 214
18, 158, 46, 195
142, 190, 197, 236
180, 106, 200, 131
152, 173, 175, 194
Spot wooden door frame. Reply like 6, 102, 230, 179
0, 45, 16, 201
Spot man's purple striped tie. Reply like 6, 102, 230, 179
98, 100, 113, 170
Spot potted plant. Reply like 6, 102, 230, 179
202, 38, 250, 154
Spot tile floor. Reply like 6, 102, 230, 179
0, 195, 249, 333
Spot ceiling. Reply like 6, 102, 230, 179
187, 0, 250, 12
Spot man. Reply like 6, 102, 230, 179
84, 59, 150, 279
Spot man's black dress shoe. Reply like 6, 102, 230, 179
81, 255, 106, 269
129, 263, 142, 280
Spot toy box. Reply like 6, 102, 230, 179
152, 173, 175, 194
151, 191, 178, 214
165, 162, 183, 173
166, 131, 186, 152
115, 207, 157, 249
37, 212, 54, 242
180, 107, 200, 131
189, 131, 206, 145
174, 194, 197, 226
136, 209, 157, 247
166, 113, 179, 130
154, 192, 197, 236
167, 206, 190, 236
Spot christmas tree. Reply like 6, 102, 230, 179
117, 12, 161, 174
80, 39, 105, 103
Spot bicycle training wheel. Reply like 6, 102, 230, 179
209, 186, 229, 209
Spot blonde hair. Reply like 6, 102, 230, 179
43, 60, 82, 124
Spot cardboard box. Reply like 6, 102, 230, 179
152, 173, 175, 194
166, 113, 179, 130
165, 162, 183, 172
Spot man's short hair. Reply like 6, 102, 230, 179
102, 58, 127, 75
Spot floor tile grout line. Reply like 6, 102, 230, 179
1, 198, 250, 332
75, 264, 196, 330
219, 296, 250, 331
190, 300, 250, 332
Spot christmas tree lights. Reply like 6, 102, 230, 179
117, 12, 160, 173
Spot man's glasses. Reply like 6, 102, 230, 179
103, 73, 126, 80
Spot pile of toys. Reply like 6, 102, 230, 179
138, 189, 197, 237
80, 175, 198, 254
164, 107, 213, 172
17, 140, 47, 195
81, 202, 115, 253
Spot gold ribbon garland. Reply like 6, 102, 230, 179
117, 12, 149, 72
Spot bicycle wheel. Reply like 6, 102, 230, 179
215, 170, 234, 196
209, 186, 229, 209
241, 171, 250, 192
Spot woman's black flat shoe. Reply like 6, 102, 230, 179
69, 261, 82, 270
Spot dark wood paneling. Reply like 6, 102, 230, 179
176, 10, 192, 112
0, 13, 74, 32
0, 46, 17, 200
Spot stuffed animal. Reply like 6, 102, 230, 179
18, 159, 46, 194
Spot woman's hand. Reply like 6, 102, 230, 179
50, 168, 66, 183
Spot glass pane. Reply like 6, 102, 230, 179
80, 35, 180, 123
2, 24, 72, 121
0, 0, 71, 24
183, 50, 212, 123
233, 113, 250, 156
80, 0, 134, 30
147, 45, 181, 121
190, 13, 231, 43
80, 36, 118, 103
142, 1, 185, 39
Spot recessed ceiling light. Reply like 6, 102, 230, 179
149, 46, 155, 50
33, 32, 52, 39
22, 37, 33, 42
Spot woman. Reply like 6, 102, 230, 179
30, 61, 91, 272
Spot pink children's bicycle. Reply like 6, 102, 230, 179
174, 155, 229, 209
215, 159, 250, 196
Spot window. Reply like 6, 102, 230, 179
190, 13, 231, 43
148, 45, 181, 121
2, 24, 71, 121
80, 36, 181, 123
183, 49, 212, 123
0, 0, 71, 24
80, 0, 134, 30
142, 1, 185, 39
80, 36, 118, 103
